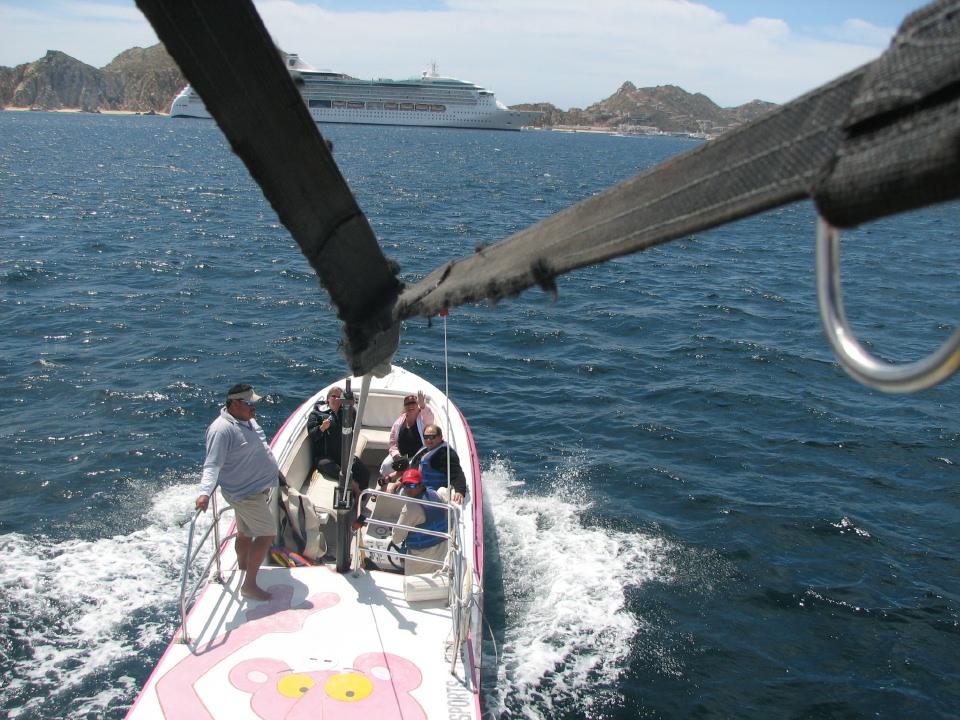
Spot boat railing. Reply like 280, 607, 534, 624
352, 488, 469, 672
352, 488, 463, 573
178, 491, 235, 646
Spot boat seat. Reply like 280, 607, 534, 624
404, 573, 450, 602
370, 489, 405, 523
303, 470, 340, 516
359, 395, 406, 429
281, 431, 314, 493
303, 434, 372, 514
361, 428, 391, 448
352, 433, 368, 459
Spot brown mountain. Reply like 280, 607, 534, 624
0, 44, 185, 113
512, 82, 777, 134
1, 44, 777, 132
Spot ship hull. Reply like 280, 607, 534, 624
170, 59, 540, 131
172, 90, 538, 130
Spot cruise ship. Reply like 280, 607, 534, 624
170, 55, 541, 131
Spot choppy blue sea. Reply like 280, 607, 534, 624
1, 111, 959, 719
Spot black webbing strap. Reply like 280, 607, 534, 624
135, 0, 400, 374
135, 0, 960, 370
393, 0, 960, 322
815, 0, 960, 226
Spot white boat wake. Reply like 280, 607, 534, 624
2, 460, 674, 719
482, 457, 675, 718
0, 482, 227, 719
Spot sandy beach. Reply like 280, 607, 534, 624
1, 106, 166, 115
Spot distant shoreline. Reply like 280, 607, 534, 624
0, 108, 713, 137
2, 106, 166, 115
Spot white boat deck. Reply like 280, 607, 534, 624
128, 557, 480, 719
127, 367, 484, 720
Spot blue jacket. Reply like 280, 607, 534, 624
404, 488, 448, 549
412, 442, 467, 496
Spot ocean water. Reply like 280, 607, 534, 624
1, 111, 959, 720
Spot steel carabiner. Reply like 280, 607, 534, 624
815, 216, 960, 393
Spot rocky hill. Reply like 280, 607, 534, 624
0, 44, 185, 113
514, 82, 776, 134
0, 43, 777, 132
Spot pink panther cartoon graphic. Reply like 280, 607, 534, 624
152, 587, 425, 719
229, 651, 425, 719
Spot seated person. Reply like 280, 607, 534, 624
389, 424, 467, 504
378, 391, 435, 482
307, 386, 371, 497
391, 469, 448, 576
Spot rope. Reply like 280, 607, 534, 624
442, 310, 453, 501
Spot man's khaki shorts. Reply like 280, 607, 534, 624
223, 488, 275, 537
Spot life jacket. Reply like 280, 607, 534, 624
417, 444, 448, 491
270, 545, 312, 567
404, 488, 448, 549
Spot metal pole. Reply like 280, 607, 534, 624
334, 378, 355, 572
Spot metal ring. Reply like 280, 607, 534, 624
815, 216, 960, 393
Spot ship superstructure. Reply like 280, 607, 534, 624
171, 56, 540, 131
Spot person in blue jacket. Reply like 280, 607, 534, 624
407, 424, 467, 504
391, 469, 449, 575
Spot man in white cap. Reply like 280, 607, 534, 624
196, 383, 278, 601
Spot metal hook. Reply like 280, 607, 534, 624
815, 216, 960, 393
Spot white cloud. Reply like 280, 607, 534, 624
830, 18, 897, 46
255, 0, 889, 108
0, 0, 896, 108
0, 1, 157, 68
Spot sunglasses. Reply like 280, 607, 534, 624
423, 433, 439, 440
402, 482, 422, 490
235, 400, 256, 407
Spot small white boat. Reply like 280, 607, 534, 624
127, 365, 484, 719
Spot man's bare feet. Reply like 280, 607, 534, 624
240, 585, 272, 601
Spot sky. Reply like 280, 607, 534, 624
0, 0, 931, 109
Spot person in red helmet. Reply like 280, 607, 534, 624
391, 469, 449, 575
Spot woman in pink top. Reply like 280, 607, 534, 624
378, 391, 434, 482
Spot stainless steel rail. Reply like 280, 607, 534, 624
178, 492, 234, 646
352, 488, 470, 674
351, 488, 462, 574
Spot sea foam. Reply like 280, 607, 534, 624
482, 457, 673, 718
